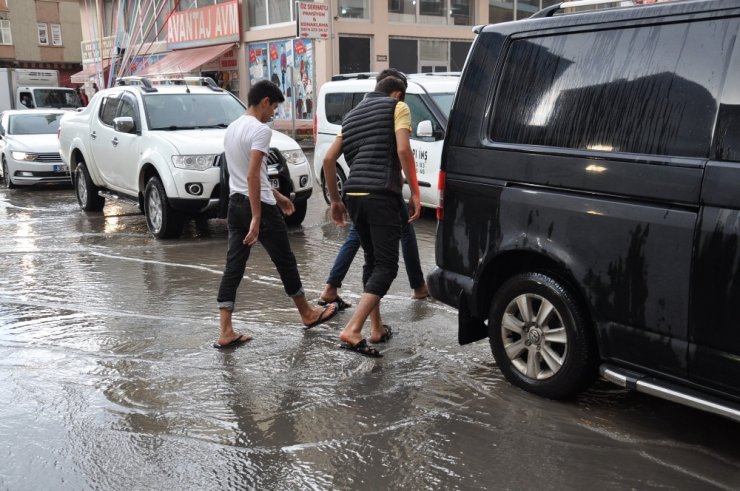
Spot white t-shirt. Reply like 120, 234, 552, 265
223, 114, 276, 205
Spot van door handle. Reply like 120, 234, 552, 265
111, 137, 118, 147
90, 131, 96, 140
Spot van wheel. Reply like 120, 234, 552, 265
2, 157, 16, 189
488, 272, 597, 400
75, 162, 105, 211
144, 176, 184, 239
285, 199, 307, 226
321, 165, 346, 204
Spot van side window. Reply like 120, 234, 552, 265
714, 33, 740, 162
406, 94, 441, 140
325, 92, 368, 124
490, 19, 737, 158
99, 95, 120, 126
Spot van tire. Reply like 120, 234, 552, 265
75, 162, 105, 211
285, 199, 307, 226
488, 272, 597, 400
144, 176, 184, 239
321, 165, 346, 204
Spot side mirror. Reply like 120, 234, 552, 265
417, 120, 433, 138
113, 116, 136, 133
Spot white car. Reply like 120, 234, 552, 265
58, 77, 312, 239
314, 73, 459, 208
0, 109, 69, 188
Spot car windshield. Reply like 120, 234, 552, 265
429, 93, 455, 118
33, 88, 81, 108
8, 113, 63, 135
144, 93, 246, 130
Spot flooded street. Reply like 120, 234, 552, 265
1, 166, 740, 490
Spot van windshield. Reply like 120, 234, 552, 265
430, 93, 455, 118
8, 113, 63, 135
144, 93, 246, 130
33, 89, 81, 108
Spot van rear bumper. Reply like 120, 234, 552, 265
427, 266, 473, 310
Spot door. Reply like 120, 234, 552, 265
404, 92, 445, 208
109, 93, 141, 193
89, 93, 121, 186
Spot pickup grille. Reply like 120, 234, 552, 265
34, 152, 62, 163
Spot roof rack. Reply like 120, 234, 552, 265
331, 72, 378, 81
115, 76, 158, 93
151, 76, 224, 92
532, 0, 635, 18
409, 72, 461, 77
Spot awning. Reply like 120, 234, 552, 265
137, 44, 233, 77
70, 61, 111, 83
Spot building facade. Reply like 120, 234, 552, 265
0, 0, 83, 87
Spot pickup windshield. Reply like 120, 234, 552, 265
33, 89, 81, 108
8, 113, 64, 135
144, 93, 246, 131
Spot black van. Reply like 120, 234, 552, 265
428, 0, 740, 421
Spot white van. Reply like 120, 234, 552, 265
314, 73, 459, 208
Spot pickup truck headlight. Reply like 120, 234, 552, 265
280, 149, 307, 166
171, 154, 216, 171
11, 151, 36, 161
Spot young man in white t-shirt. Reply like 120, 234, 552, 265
215, 80, 338, 349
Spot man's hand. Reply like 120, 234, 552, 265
274, 191, 295, 216
330, 201, 349, 226
407, 193, 421, 223
243, 216, 260, 246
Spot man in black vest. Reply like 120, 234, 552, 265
322, 75, 421, 357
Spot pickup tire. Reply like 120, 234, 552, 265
321, 165, 346, 205
2, 157, 17, 189
488, 272, 598, 400
75, 162, 105, 211
285, 199, 307, 226
144, 176, 184, 239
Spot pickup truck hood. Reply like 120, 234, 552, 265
154, 128, 301, 155
6, 134, 61, 153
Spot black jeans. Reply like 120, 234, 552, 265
217, 194, 304, 311
345, 194, 402, 297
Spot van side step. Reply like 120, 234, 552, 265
600, 364, 740, 423
98, 190, 140, 207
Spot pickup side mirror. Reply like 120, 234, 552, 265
417, 120, 433, 138
113, 116, 136, 134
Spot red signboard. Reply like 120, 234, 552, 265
167, 0, 240, 49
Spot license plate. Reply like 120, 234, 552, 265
270, 178, 280, 189
53, 164, 68, 173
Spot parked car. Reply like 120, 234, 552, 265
314, 72, 459, 207
58, 77, 312, 239
428, 0, 740, 422
0, 109, 69, 188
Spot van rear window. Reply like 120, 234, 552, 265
490, 19, 737, 158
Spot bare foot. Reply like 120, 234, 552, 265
369, 324, 392, 343
339, 329, 363, 346
302, 302, 339, 328
214, 333, 252, 349
412, 284, 429, 299
320, 285, 338, 304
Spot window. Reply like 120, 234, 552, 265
324, 92, 367, 124
339, 37, 370, 74
390, 0, 473, 25
50, 24, 62, 46
118, 94, 139, 125
389, 39, 418, 75
337, 0, 369, 19
248, 0, 296, 27
490, 19, 735, 158
406, 94, 442, 139
99, 95, 120, 126
489, 0, 558, 23
37, 23, 48, 46
390, 38, 471, 74
0, 20, 12, 45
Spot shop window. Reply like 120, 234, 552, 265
339, 37, 370, 74
489, 0, 560, 23
337, 0, 369, 19
390, 0, 474, 25
389, 39, 418, 75
450, 41, 471, 71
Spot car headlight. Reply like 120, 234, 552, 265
11, 151, 36, 161
171, 154, 216, 171
281, 149, 307, 166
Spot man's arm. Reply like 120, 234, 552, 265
322, 136, 349, 226
396, 127, 421, 222
244, 149, 264, 246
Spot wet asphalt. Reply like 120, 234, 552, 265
1, 157, 739, 490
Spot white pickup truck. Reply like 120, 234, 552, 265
58, 77, 312, 239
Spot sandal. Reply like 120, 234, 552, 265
339, 339, 382, 358
370, 325, 393, 344
303, 303, 339, 330
318, 295, 351, 311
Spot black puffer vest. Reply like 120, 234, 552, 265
341, 92, 402, 196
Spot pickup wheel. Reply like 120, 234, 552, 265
285, 199, 307, 226
144, 176, 184, 239
321, 165, 346, 205
75, 163, 105, 211
488, 272, 598, 400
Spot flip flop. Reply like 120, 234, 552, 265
339, 338, 383, 358
303, 303, 339, 330
213, 334, 252, 350
370, 324, 393, 344
318, 295, 351, 311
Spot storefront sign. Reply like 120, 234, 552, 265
297, 2, 330, 39
167, 0, 239, 49
81, 36, 116, 64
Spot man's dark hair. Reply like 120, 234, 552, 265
247, 80, 285, 107
376, 68, 408, 89
375, 76, 407, 97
